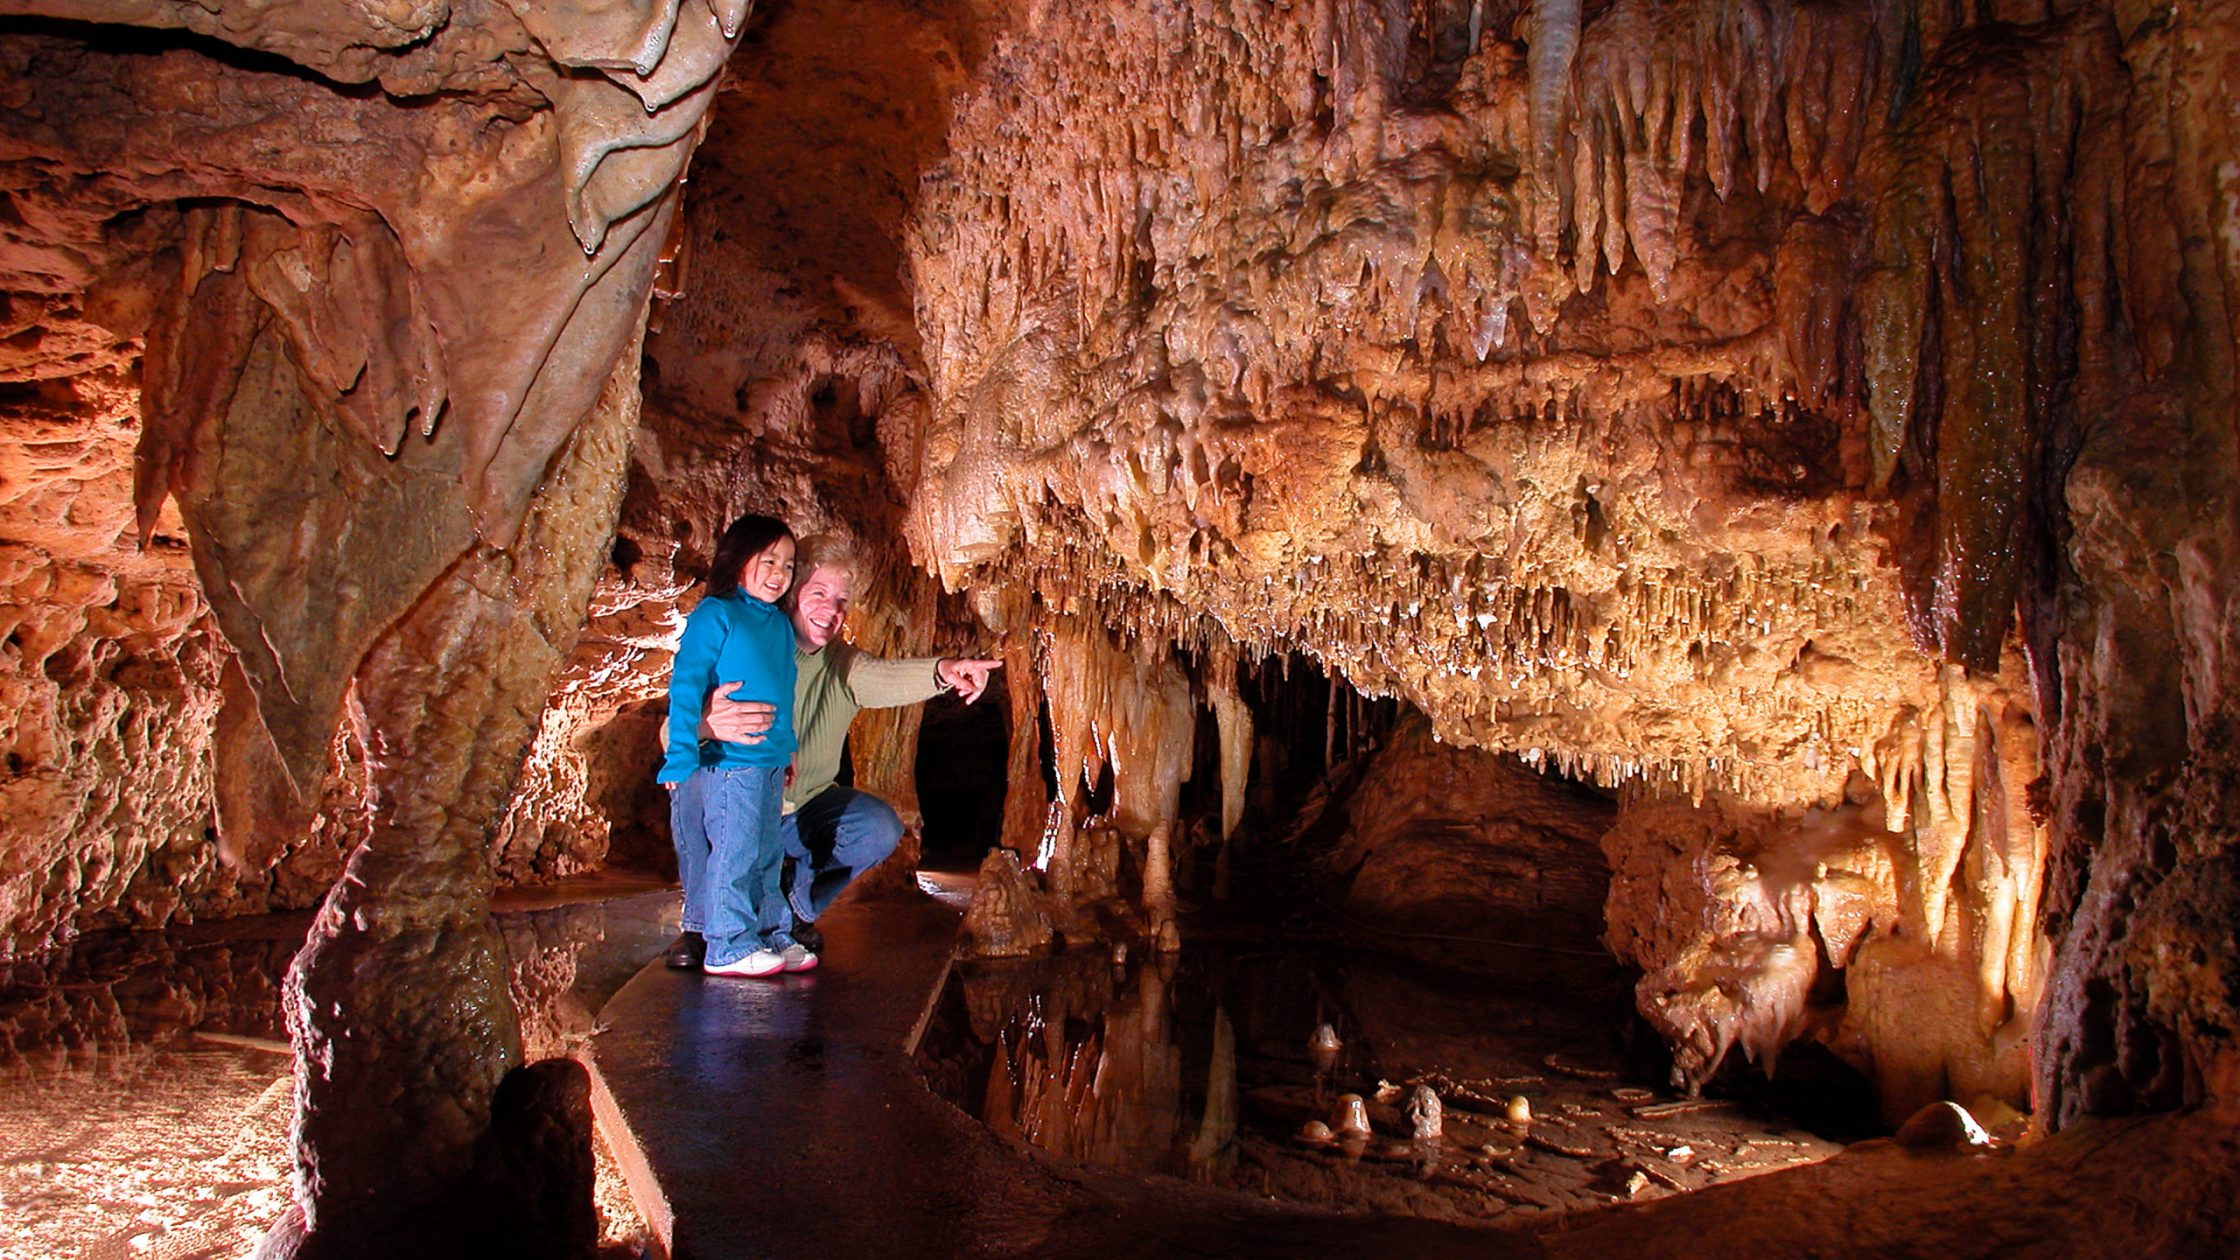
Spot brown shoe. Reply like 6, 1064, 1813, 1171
663, 932, 706, 969
792, 918, 824, 954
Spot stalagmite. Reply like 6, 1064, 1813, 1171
1334, 1093, 1374, 1138
1405, 1084, 1444, 1140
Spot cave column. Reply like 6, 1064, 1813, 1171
1001, 649, 1048, 859
1142, 822, 1181, 952
270, 338, 642, 1258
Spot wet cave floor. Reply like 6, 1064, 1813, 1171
9, 874, 2238, 1259
913, 928, 1845, 1224
0, 874, 677, 1260
593, 880, 2240, 1260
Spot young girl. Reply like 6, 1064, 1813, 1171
660, 513, 813, 978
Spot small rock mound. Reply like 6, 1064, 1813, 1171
1893, 1100, 1992, 1151
961, 849, 1056, 958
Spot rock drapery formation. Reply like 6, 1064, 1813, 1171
3, 0, 740, 1247
1599, 666, 2049, 1123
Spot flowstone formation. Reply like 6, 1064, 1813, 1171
903, 0, 2240, 1129
1600, 660, 2048, 1122
1, 0, 742, 1248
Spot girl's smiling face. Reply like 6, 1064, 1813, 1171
741, 535, 796, 604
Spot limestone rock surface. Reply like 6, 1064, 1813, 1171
0, 3, 2237, 1225
892, 0, 2240, 1128
1329, 711, 1615, 958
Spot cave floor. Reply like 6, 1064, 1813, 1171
587, 890, 1534, 1259
0, 879, 677, 1258
5, 878, 2231, 1260
591, 890, 2240, 1260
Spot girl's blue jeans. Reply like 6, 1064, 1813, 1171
671, 763, 795, 966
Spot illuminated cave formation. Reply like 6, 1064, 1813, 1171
1, 0, 2237, 1252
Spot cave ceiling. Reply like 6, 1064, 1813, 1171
896, 0, 2111, 810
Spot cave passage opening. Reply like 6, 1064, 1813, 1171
913, 670, 1014, 871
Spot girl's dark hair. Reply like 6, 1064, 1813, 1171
704, 513, 794, 595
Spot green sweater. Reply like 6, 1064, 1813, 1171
786, 643, 946, 812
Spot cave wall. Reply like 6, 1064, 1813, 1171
2031, 0, 2240, 1115
0, 240, 367, 958
1332, 709, 1616, 956
2, 0, 746, 1245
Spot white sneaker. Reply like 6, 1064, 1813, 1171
704, 949, 785, 978
780, 944, 819, 973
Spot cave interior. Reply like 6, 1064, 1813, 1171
3, 0, 2240, 1255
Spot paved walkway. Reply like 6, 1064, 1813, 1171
584, 891, 1537, 1260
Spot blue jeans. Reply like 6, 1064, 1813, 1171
672, 764, 793, 966
780, 786, 904, 924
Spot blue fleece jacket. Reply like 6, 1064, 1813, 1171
659, 589, 798, 783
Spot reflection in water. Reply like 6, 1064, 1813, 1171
0, 887, 678, 1257
916, 942, 1846, 1221
0, 917, 304, 1066
981, 954, 1184, 1174
918, 946, 1378, 1184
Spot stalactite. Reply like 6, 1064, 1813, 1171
1609, 650, 2046, 1121
1206, 639, 1253, 843
887, 0, 2233, 1131
1861, 10, 2124, 673
1323, 674, 1341, 775
1527, 0, 1582, 259
1027, 609, 1196, 937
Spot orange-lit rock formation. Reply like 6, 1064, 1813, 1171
1, 0, 2238, 1249
899, 0, 2238, 1129
1332, 710, 1615, 958
3, 0, 739, 1249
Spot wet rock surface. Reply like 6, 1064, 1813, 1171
1891, 1100, 1992, 1151
0, 884, 672, 1258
